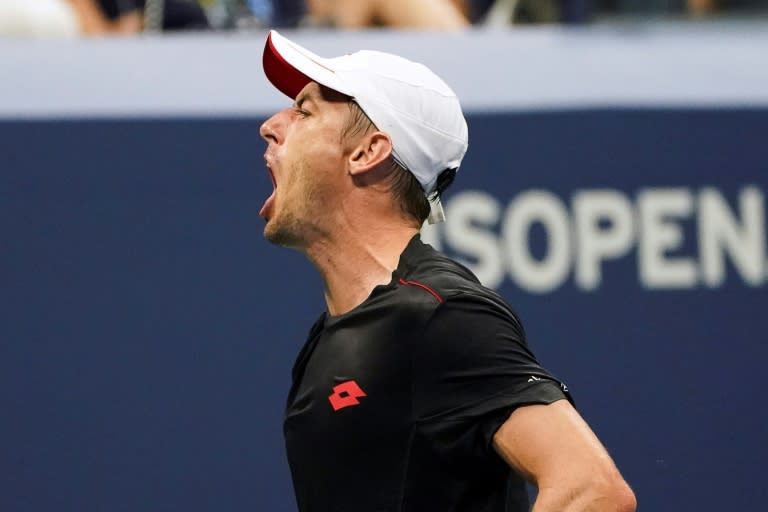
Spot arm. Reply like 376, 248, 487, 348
493, 400, 636, 512
413, 293, 634, 510
374, 0, 469, 29
67, 0, 141, 34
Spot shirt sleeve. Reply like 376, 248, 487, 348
412, 294, 572, 465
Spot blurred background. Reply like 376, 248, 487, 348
1, 1, 767, 512
2, 0, 768, 35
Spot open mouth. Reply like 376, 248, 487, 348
259, 163, 277, 220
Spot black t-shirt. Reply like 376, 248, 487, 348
284, 235, 571, 512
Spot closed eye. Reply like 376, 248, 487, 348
293, 94, 314, 118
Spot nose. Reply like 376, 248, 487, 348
260, 109, 288, 145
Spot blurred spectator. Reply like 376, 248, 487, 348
68, 0, 140, 33
474, 0, 768, 23
0, 0, 79, 37
271, 0, 306, 27
68, 0, 210, 34
5, 0, 766, 38
200, 0, 471, 30
688, 0, 716, 14
688, 0, 768, 15
479, 0, 563, 25
303, 0, 469, 28
201, 0, 277, 29
595, 0, 768, 17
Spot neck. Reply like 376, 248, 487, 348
304, 224, 419, 316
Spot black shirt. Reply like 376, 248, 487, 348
284, 235, 570, 512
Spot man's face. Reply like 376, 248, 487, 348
259, 82, 356, 248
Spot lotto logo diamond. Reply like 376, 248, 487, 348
328, 380, 367, 411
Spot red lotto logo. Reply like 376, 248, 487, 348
328, 380, 367, 411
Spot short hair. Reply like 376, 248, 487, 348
341, 101, 430, 225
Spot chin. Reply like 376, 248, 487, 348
263, 219, 304, 249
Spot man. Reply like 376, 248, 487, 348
258, 30, 636, 512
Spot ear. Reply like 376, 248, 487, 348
347, 131, 393, 177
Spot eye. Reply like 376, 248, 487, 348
295, 108, 310, 118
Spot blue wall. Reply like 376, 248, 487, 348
1, 109, 767, 511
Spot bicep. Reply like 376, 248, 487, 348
493, 399, 623, 491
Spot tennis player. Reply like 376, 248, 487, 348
258, 30, 636, 512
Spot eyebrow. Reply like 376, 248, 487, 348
294, 93, 318, 110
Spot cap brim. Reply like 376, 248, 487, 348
263, 30, 347, 100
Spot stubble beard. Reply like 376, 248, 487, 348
263, 208, 305, 248
263, 160, 331, 249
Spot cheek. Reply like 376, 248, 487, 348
282, 127, 347, 195
286, 159, 319, 201
297, 145, 343, 186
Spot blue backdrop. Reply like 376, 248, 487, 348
2, 109, 767, 511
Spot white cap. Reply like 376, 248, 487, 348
262, 30, 468, 223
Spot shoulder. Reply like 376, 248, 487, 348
397, 236, 476, 298
396, 237, 521, 327
367, 236, 525, 341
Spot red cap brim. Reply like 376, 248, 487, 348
263, 32, 312, 100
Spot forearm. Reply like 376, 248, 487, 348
532, 482, 636, 512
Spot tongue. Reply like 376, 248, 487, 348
260, 190, 276, 219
